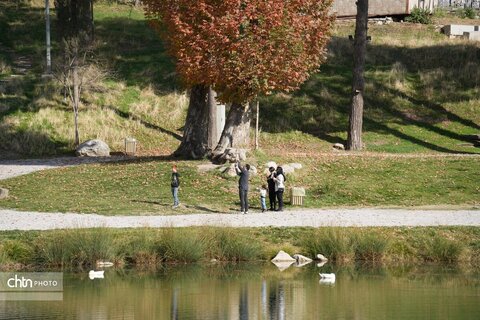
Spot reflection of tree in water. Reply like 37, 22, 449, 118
171, 286, 178, 320
239, 282, 249, 320
268, 281, 286, 320
262, 280, 267, 318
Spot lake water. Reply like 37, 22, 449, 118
1, 263, 479, 319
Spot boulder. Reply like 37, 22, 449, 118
265, 161, 278, 169
249, 165, 258, 175
0, 188, 9, 199
197, 163, 221, 173
223, 148, 247, 163
289, 163, 303, 170
333, 143, 345, 151
316, 253, 328, 262
271, 250, 296, 262
76, 139, 110, 157
282, 164, 295, 175
222, 163, 238, 177
218, 166, 228, 172
293, 254, 313, 264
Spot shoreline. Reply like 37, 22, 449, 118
1, 226, 479, 270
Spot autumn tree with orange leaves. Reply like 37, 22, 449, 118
144, 0, 334, 161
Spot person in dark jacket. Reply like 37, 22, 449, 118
267, 167, 277, 211
235, 162, 250, 214
171, 164, 180, 208
273, 166, 286, 211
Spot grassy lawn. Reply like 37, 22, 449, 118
0, 155, 478, 215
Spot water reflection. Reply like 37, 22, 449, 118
1, 263, 479, 320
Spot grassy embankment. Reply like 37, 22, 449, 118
0, 1, 479, 157
0, 155, 478, 214
0, 227, 479, 269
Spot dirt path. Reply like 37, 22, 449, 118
0, 208, 478, 230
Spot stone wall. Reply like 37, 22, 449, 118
332, 0, 439, 17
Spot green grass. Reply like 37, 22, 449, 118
0, 1, 479, 158
419, 234, 464, 263
204, 228, 262, 262
353, 231, 390, 262
1, 156, 477, 215
0, 227, 479, 269
157, 229, 205, 263
259, 21, 480, 155
301, 228, 355, 262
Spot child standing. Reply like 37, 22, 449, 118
260, 184, 267, 213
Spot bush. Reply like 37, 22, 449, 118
301, 228, 354, 262
433, 8, 448, 18
0, 244, 11, 265
205, 228, 262, 262
459, 8, 476, 19
37, 229, 119, 267
353, 232, 389, 262
36, 233, 66, 267
2, 240, 34, 264
421, 235, 463, 263
121, 230, 159, 266
406, 7, 432, 24
158, 229, 205, 263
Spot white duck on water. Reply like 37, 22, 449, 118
319, 273, 336, 284
88, 270, 104, 280
319, 273, 335, 280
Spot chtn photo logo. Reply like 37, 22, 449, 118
6, 274, 59, 289
8, 275, 33, 288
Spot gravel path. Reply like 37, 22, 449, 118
0, 208, 479, 230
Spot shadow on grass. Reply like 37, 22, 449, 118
259, 37, 480, 153
105, 105, 182, 141
131, 200, 224, 213
183, 205, 224, 214
0, 122, 70, 159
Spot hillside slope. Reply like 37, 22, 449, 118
0, 1, 479, 159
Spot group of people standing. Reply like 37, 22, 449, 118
235, 162, 286, 214
169, 162, 286, 214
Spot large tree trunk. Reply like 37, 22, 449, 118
55, 0, 94, 42
347, 0, 368, 151
207, 87, 225, 150
211, 102, 252, 163
174, 85, 209, 159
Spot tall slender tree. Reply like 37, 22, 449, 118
55, 0, 95, 147
144, 0, 335, 161
347, 0, 368, 151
